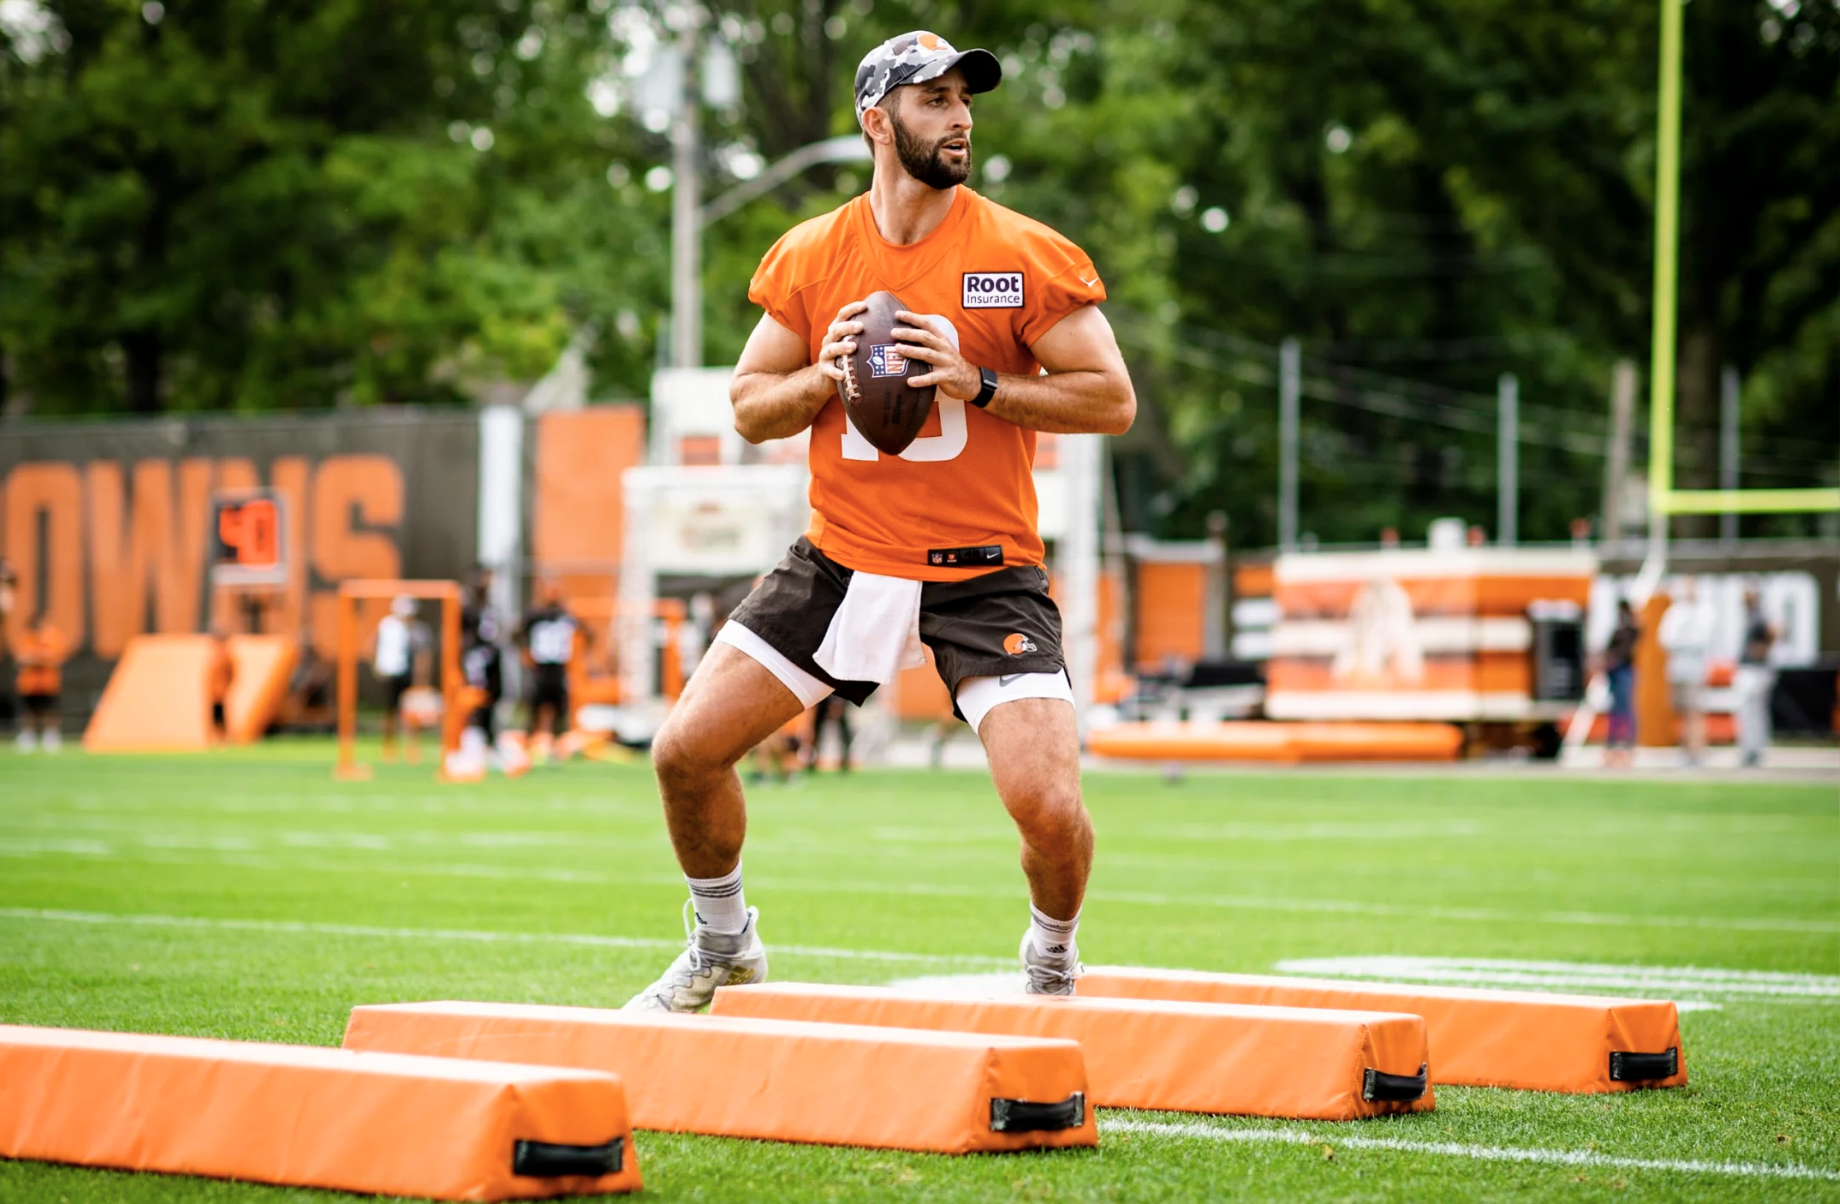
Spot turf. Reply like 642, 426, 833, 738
1, 740, 1835, 1202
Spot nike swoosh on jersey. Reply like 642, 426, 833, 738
999, 673, 1027, 686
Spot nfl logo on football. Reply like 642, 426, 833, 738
869, 344, 906, 378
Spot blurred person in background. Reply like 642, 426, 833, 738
1658, 577, 1713, 767
804, 694, 855, 774
15, 612, 69, 753
462, 567, 508, 750
207, 617, 235, 741
1602, 597, 1640, 768
283, 625, 335, 731
748, 708, 809, 786
520, 580, 580, 759
374, 595, 431, 762
1736, 587, 1778, 768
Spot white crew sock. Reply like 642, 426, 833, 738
686, 862, 749, 936
1029, 903, 1079, 963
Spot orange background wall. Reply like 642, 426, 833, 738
1133, 561, 1208, 673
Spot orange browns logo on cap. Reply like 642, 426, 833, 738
1003, 632, 1037, 655
917, 31, 941, 50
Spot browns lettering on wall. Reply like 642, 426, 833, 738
0, 412, 480, 716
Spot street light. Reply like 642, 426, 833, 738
652, 15, 870, 368
700, 136, 871, 226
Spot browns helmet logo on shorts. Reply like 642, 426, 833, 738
1003, 632, 1037, 655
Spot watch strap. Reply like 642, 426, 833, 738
971, 366, 998, 409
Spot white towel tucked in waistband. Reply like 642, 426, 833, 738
813, 570, 926, 684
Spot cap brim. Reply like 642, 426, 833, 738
906, 46, 1001, 95
945, 48, 1002, 93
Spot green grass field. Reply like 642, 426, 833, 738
2, 741, 1836, 1201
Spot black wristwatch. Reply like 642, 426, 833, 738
971, 366, 999, 409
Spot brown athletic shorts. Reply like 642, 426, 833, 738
725, 537, 1066, 710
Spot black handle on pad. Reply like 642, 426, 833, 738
1609, 1048, 1678, 1082
1363, 1064, 1429, 1103
990, 1093, 1086, 1132
513, 1137, 624, 1177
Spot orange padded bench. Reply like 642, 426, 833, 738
0, 1025, 639, 1199
710, 982, 1432, 1120
1076, 968, 1687, 1093
344, 1001, 1094, 1154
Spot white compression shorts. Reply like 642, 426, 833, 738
716, 620, 1073, 732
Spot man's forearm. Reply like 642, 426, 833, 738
732, 364, 836, 443
981, 369, 1135, 436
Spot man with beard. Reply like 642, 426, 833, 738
625, 31, 1135, 1011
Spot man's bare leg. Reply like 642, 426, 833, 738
978, 697, 1092, 920
977, 695, 1091, 993
651, 642, 809, 878
626, 641, 812, 1011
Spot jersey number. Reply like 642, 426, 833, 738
529, 622, 575, 663
840, 313, 969, 463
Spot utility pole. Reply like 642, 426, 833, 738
669, 14, 701, 370
1602, 359, 1637, 547
1278, 338, 1300, 552
1497, 372, 1519, 545
1720, 364, 1740, 547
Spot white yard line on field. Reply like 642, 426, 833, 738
3, 839, 1835, 936
1103, 1119, 1840, 1182
0, 908, 1013, 968
1274, 956, 1840, 1000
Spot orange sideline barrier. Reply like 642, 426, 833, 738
84, 635, 215, 752
224, 634, 297, 745
1076, 969, 1686, 1093
344, 1001, 1094, 1154
1285, 722, 1466, 762
710, 982, 1432, 1120
0, 1025, 639, 1199
1087, 721, 1463, 763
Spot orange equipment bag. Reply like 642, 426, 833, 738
0, 1024, 640, 1199
1076, 968, 1686, 1093
343, 1001, 1094, 1154
710, 982, 1432, 1120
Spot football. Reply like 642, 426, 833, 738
836, 290, 935, 456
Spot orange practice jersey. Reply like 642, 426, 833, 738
749, 186, 1105, 580
16, 625, 67, 696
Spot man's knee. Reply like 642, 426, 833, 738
1007, 783, 1089, 845
652, 719, 724, 790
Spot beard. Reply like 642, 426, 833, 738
890, 110, 971, 190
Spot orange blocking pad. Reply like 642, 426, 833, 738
344, 1001, 1095, 1154
1086, 721, 1463, 763
1076, 968, 1686, 1093
0, 1025, 640, 1199
224, 634, 298, 744
84, 635, 216, 752
710, 982, 1432, 1121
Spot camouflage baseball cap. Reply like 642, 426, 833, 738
853, 31, 1001, 121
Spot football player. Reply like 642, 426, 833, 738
14, 612, 68, 752
462, 568, 508, 742
519, 580, 580, 754
626, 31, 1134, 1010
373, 595, 431, 762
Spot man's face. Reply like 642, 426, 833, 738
882, 69, 974, 190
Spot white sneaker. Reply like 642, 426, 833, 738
623, 903, 768, 1012
41, 729, 61, 753
14, 731, 36, 753
1021, 927, 1083, 997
